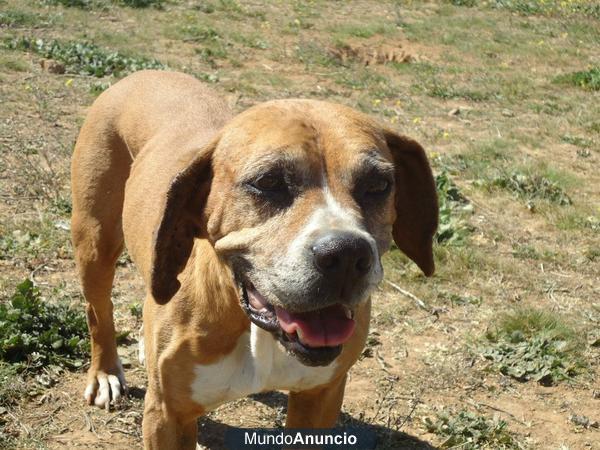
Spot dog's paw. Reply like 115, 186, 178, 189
84, 360, 128, 410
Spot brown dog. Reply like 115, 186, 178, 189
71, 70, 438, 449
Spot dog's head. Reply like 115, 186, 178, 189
151, 100, 438, 366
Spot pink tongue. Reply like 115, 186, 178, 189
275, 305, 355, 348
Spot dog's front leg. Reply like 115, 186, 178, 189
286, 375, 347, 429
142, 387, 198, 450
72, 216, 127, 410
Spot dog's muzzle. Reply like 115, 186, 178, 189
240, 281, 355, 366
237, 231, 375, 367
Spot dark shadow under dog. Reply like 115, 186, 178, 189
196, 391, 437, 449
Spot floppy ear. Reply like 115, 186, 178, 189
385, 131, 438, 276
150, 141, 215, 304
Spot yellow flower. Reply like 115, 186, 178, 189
65, 79, 73, 87
413, 117, 421, 124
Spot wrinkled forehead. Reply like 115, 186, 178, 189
213, 101, 393, 177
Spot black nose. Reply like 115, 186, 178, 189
312, 232, 374, 285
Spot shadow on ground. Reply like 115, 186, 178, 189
196, 391, 437, 449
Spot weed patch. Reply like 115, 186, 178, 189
0, 10, 48, 28
481, 308, 585, 384
195, 0, 266, 20
5, 37, 166, 77
490, 0, 600, 18
435, 171, 473, 245
334, 68, 395, 97
555, 67, 600, 91
42, 0, 163, 9
0, 280, 88, 371
487, 170, 572, 206
426, 81, 494, 102
0, 218, 71, 262
439, 291, 482, 306
424, 409, 521, 449
330, 22, 396, 39
295, 41, 339, 68
561, 134, 595, 150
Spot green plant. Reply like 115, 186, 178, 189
561, 134, 595, 149
0, 10, 45, 28
0, 280, 89, 371
42, 0, 163, 8
118, 0, 163, 7
5, 37, 166, 77
427, 82, 493, 102
130, 302, 143, 319
195, 0, 266, 20
331, 22, 395, 39
295, 41, 339, 68
424, 409, 521, 449
435, 171, 473, 245
555, 67, 600, 91
491, 0, 600, 18
448, 0, 477, 6
42, 0, 97, 8
481, 308, 585, 384
440, 292, 482, 306
488, 170, 572, 205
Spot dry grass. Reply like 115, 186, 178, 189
0, 0, 598, 448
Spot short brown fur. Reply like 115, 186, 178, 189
71, 70, 437, 449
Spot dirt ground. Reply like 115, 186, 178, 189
0, 0, 598, 449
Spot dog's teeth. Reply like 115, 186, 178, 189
344, 307, 352, 319
296, 329, 305, 343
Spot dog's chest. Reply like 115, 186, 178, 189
190, 324, 337, 410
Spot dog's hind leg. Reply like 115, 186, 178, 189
71, 120, 132, 410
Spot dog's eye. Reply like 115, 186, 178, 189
253, 174, 286, 192
354, 174, 393, 207
365, 178, 391, 195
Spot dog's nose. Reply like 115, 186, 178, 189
312, 232, 373, 285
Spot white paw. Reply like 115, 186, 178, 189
84, 360, 127, 410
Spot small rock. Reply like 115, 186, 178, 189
569, 414, 599, 429
54, 219, 70, 231
40, 59, 65, 74
502, 109, 515, 117
448, 107, 460, 116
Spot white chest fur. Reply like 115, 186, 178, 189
190, 324, 337, 411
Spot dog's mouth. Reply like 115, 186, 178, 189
240, 281, 355, 366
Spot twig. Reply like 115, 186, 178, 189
396, 396, 421, 430
29, 263, 47, 283
6, 410, 31, 437
84, 411, 98, 437
375, 348, 391, 373
468, 400, 529, 426
384, 280, 430, 312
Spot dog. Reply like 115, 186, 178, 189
71, 70, 438, 449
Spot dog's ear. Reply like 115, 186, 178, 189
385, 130, 438, 276
150, 140, 216, 304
